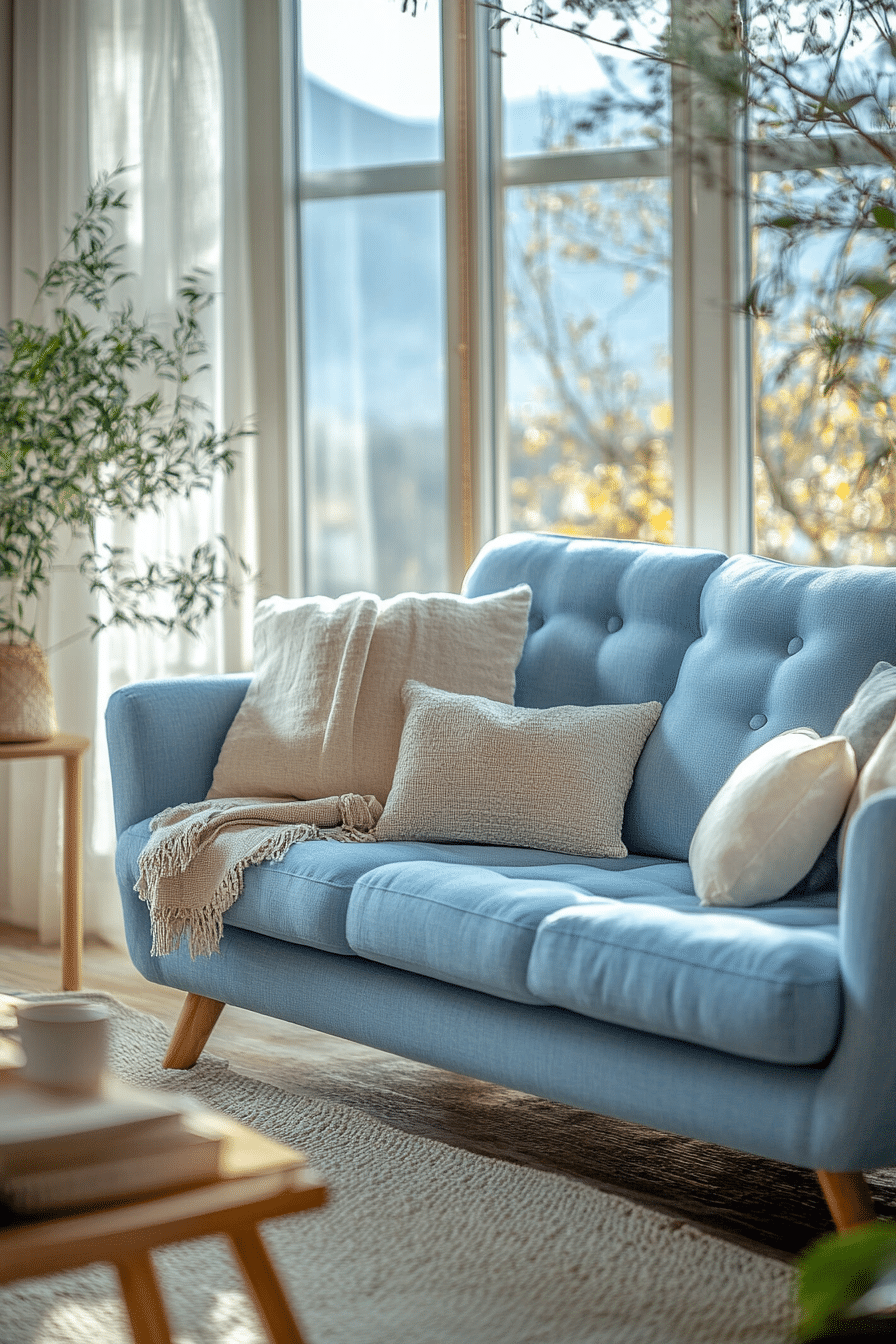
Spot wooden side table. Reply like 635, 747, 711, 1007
0, 733, 90, 991
0, 1110, 328, 1344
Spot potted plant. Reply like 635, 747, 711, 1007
0, 170, 249, 741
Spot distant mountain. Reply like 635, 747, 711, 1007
302, 77, 440, 173
302, 74, 633, 170
298, 76, 671, 596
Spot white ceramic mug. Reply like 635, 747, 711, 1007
16, 1000, 110, 1094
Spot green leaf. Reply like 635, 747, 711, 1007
849, 272, 896, 303
0, 169, 250, 641
797, 1224, 896, 1341
825, 92, 871, 116
858, 450, 894, 490
871, 205, 896, 231
769, 215, 800, 229
739, 282, 772, 319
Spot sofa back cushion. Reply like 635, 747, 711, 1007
466, 536, 896, 864
463, 533, 726, 713
207, 584, 531, 804
625, 555, 896, 859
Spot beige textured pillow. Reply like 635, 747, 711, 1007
208, 585, 532, 803
838, 710, 896, 868
375, 681, 662, 857
691, 729, 857, 907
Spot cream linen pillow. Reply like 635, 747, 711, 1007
691, 729, 857, 907
838, 710, 896, 869
208, 585, 532, 803
374, 681, 662, 857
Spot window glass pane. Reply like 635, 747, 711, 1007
747, 1, 896, 565
746, 3, 892, 148
752, 166, 896, 566
503, 177, 673, 542
301, 0, 442, 171
500, 9, 669, 156
302, 193, 447, 595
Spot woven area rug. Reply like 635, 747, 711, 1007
0, 992, 796, 1344
201, 1026, 864, 1259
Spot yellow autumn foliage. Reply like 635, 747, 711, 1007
754, 374, 896, 566
505, 176, 896, 565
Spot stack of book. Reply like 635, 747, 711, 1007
0, 1072, 223, 1216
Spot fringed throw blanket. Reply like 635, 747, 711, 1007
135, 584, 531, 959
137, 793, 382, 958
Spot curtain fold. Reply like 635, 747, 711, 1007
0, 0, 260, 946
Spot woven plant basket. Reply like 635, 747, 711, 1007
0, 641, 59, 742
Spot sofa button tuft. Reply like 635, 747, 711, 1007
787, 637, 803, 655
606, 616, 623, 633
749, 714, 767, 730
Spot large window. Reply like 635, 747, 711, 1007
297, 0, 448, 595
751, 160, 896, 566
499, 13, 673, 543
286, 0, 894, 594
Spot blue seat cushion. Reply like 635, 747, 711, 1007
527, 902, 842, 1065
221, 844, 695, 957
346, 862, 602, 1002
119, 822, 840, 1059
345, 859, 839, 1042
117, 820, 699, 956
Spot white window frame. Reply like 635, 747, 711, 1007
282, 0, 869, 594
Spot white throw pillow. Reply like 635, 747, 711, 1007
838, 710, 896, 869
209, 585, 532, 803
375, 681, 662, 857
690, 728, 857, 907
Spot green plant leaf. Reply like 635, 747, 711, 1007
871, 205, 896, 231
817, 92, 871, 118
0, 169, 252, 642
849, 272, 896, 304
797, 1224, 896, 1341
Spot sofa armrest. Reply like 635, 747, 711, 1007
105, 675, 251, 836
813, 786, 896, 1167
838, 786, 896, 1004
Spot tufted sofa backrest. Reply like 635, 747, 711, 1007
464, 533, 896, 860
626, 553, 896, 857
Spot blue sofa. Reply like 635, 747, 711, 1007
106, 532, 896, 1230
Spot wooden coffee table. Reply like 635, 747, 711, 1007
0, 1109, 328, 1344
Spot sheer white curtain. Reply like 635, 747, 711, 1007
0, 0, 262, 946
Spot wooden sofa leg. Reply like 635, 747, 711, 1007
817, 1170, 876, 1231
163, 993, 226, 1069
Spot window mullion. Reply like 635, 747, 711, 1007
505, 146, 669, 188
300, 162, 445, 200
442, 0, 476, 588
279, 0, 307, 597
670, 51, 696, 549
443, 0, 504, 581
473, 0, 503, 549
671, 5, 752, 556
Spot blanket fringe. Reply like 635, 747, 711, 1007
138, 793, 383, 958
338, 792, 382, 840
147, 901, 227, 960
148, 800, 240, 876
